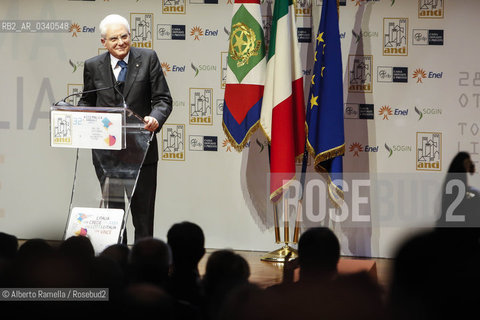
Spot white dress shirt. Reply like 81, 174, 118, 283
110, 53, 130, 81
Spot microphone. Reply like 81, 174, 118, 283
53, 84, 117, 106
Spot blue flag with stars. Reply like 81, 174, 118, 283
306, 0, 345, 204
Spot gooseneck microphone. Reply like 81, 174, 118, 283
53, 84, 117, 106
53, 82, 147, 124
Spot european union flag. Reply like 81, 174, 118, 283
306, 0, 345, 204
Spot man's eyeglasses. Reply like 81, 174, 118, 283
105, 33, 130, 44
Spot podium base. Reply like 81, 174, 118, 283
261, 245, 298, 262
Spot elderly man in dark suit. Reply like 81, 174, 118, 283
79, 14, 172, 243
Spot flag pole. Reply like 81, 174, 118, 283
261, 147, 299, 262
262, 197, 299, 262
293, 147, 309, 243
267, 144, 282, 244
273, 201, 281, 243
283, 194, 290, 244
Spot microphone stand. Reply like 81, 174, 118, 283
53, 81, 147, 125
53, 85, 116, 106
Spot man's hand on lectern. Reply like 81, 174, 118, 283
144, 116, 159, 132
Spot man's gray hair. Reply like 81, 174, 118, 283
99, 14, 130, 38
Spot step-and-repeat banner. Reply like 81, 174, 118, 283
0, 0, 477, 258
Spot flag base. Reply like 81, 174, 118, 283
260, 244, 298, 262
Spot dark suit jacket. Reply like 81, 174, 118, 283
78, 47, 172, 165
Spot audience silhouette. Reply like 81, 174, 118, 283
128, 237, 171, 288
0, 232, 18, 261
0, 225, 385, 319
388, 228, 480, 320
438, 151, 480, 228
167, 221, 206, 309
202, 250, 250, 320
99, 243, 130, 280
387, 151, 480, 319
297, 226, 341, 283
2, 192, 478, 320
263, 227, 385, 320
3, 153, 480, 318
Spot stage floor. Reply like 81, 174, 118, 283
198, 249, 393, 291
35, 240, 392, 292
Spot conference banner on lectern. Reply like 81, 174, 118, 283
50, 106, 125, 150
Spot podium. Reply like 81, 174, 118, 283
50, 105, 152, 253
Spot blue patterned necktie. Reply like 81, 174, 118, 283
117, 60, 128, 82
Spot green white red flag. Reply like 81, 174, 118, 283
260, 0, 306, 201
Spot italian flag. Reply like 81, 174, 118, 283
260, 0, 306, 201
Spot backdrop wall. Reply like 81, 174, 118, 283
0, 0, 476, 258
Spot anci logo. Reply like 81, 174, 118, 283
66, 84, 83, 106
161, 124, 185, 161
221, 52, 228, 89
69, 23, 95, 37
190, 26, 218, 40
378, 105, 408, 120
412, 68, 443, 83
384, 143, 412, 158
52, 113, 72, 145
416, 132, 442, 171
130, 13, 154, 49
348, 55, 373, 93
163, 0, 186, 14
189, 88, 213, 125
418, 0, 444, 19
383, 18, 408, 56
295, 0, 311, 18
414, 106, 442, 121
157, 24, 186, 40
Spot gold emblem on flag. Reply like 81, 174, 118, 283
229, 22, 261, 67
